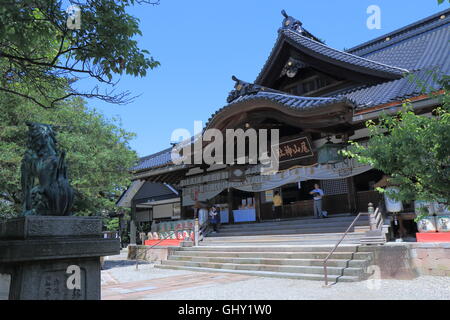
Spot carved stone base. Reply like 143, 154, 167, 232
0, 216, 120, 300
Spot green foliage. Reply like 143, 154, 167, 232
0, 0, 160, 107
414, 206, 431, 223
343, 77, 450, 205
0, 1, 149, 225
0, 91, 138, 219
105, 217, 119, 231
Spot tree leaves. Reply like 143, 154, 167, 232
344, 81, 450, 204
0, 0, 159, 108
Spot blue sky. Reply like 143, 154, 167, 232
75, 0, 447, 157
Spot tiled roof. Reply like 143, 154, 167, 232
347, 9, 449, 59
135, 10, 449, 172
131, 91, 353, 173
130, 147, 173, 172
281, 29, 409, 78
338, 9, 450, 110
352, 21, 450, 73
342, 68, 444, 109
255, 11, 414, 84
266, 9, 449, 111
134, 182, 178, 201
224, 90, 353, 110
117, 181, 178, 207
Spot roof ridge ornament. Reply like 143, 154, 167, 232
281, 10, 304, 33
280, 10, 325, 43
227, 76, 265, 103
280, 57, 308, 79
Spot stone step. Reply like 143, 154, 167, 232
219, 216, 369, 231
219, 214, 368, 229
209, 226, 369, 237
169, 255, 369, 268
359, 239, 386, 245
176, 244, 361, 252
201, 238, 365, 245
160, 259, 365, 277
203, 231, 366, 242
200, 239, 363, 246
173, 250, 372, 260
155, 264, 361, 282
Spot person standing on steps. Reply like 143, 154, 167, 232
310, 183, 325, 219
209, 205, 220, 233
272, 191, 283, 221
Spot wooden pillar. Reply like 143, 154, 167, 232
346, 176, 357, 214
130, 200, 137, 245
255, 192, 262, 223
227, 188, 234, 224
180, 189, 186, 219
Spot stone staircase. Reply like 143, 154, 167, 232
155, 245, 373, 282
201, 215, 370, 246
155, 215, 376, 282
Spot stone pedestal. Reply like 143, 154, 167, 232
0, 216, 120, 300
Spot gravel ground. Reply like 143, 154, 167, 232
146, 275, 450, 300
101, 260, 450, 300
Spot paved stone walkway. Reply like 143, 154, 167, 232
102, 271, 254, 300
101, 253, 450, 300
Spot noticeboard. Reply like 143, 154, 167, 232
272, 136, 314, 163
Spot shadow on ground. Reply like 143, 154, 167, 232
102, 260, 151, 270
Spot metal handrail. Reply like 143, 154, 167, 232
323, 212, 366, 287
134, 231, 178, 270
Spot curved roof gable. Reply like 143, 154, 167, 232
255, 10, 410, 86
281, 29, 409, 77
205, 77, 355, 130
225, 76, 354, 109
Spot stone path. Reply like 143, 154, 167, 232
101, 253, 450, 300
102, 271, 254, 300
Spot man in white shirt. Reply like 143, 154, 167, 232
310, 183, 325, 219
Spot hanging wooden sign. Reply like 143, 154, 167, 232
272, 135, 314, 163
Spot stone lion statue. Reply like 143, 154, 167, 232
21, 122, 74, 216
